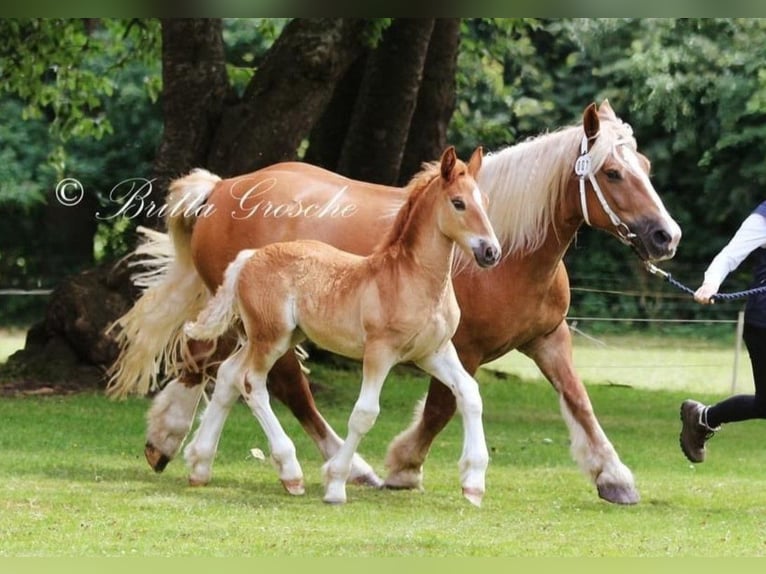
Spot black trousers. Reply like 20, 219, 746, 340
706, 322, 766, 427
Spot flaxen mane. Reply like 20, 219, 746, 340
479, 116, 636, 257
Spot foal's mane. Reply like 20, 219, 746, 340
373, 161, 446, 254
479, 113, 637, 256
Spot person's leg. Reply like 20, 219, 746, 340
706, 322, 766, 426
680, 322, 766, 463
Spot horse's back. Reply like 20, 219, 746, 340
191, 163, 405, 290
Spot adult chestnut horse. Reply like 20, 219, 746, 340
183, 147, 499, 505
108, 101, 681, 505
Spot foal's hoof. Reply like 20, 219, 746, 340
144, 442, 171, 473
281, 478, 305, 496
597, 482, 640, 505
462, 487, 484, 507
188, 476, 209, 487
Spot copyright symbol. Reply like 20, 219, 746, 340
55, 178, 84, 207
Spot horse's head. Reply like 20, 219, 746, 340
437, 146, 501, 268
576, 100, 681, 262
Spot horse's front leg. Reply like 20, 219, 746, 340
268, 351, 383, 488
520, 320, 639, 505
416, 343, 488, 507
383, 352, 481, 491
322, 347, 394, 504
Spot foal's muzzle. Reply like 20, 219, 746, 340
473, 239, 502, 268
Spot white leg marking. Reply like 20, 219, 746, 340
417, 343, 488, 507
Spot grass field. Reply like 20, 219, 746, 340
1, 360, 765, 557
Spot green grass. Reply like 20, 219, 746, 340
486, 330, 752, 395
1, 362, 765, 557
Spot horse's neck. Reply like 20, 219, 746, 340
376, 193, 455, 286
519, 178, 584, 279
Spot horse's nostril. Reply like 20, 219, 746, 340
653, 229, 671, 247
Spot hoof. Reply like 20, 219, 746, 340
145, 442, 171, 473
323, 495, 346, 505
281, 478, 305, 496
188, 476, 209, 487
462, 487, 484, 507
349, 472, 384, 489
382, 468, 423, 491
597, 482, 640, 505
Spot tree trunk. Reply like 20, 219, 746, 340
337, 18, 436, 185
207, 18, 371, 177
303, 53, 368, 171
148, 18, 230, 230
398, 18, 461, 184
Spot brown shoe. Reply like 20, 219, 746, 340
679, 400, 717, 463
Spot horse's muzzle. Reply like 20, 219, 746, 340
473, 240, 502, 268
634, 219, 682, 262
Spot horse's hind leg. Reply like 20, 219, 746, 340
144, 336, 236, 472
520, 320, 639, 505
242, 364, 304, 495
267, 351, 383, 487
145, 376, 205, 472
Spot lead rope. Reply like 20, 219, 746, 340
644, 261, 766, 303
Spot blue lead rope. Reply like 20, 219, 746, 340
644, 262, 766, 303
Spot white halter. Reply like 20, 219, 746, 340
575, 133, 637, 245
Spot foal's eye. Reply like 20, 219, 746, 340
451, 198, 466, 211
605, 169, 622, 181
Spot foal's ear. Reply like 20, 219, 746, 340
440, 146, 457, 181
583, 102, 600, 141
468, 146, 483, 178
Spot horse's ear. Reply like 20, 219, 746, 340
583, 102, 600, 140
598, 99, 616, 119
440, 146, 457, 181
468, 146, 483, 178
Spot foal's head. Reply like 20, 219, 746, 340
435, 146, 501, 268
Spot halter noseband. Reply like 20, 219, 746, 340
576, 133, 637, 245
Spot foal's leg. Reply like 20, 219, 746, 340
416, 343, 488, 507
145, 336, 237, 472
520, 320, 639, 505
184, 347, 248, 486
383, 354, 480, 490
240, 359, 304, 495
323, 347, 394, 504
267, 351, 382, 487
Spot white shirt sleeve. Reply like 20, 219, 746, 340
703, 212, 766, 291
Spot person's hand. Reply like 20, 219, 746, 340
694, 283, 718, 304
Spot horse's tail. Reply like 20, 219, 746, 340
105, 169, 221, 399
185, 249, 255, 342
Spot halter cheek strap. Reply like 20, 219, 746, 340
576, 133, 637, 245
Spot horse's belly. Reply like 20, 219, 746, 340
298, 317, 366, 361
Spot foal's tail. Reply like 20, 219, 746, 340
105, 169, 221, 399
185, 249, 255, 342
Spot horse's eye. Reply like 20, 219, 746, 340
605, 169, 622, 181
451, 198, 466, 211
